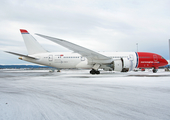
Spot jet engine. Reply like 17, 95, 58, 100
110, 59, 123, 71
102, 58, 131, 72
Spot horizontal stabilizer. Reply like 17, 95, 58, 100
5, 51, 38, 60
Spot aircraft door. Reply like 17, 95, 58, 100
49, 55, 53, 61
129, 54, 134, 61
153, 55, 158, 61
81, 57, 85, 61
129, 54, 134, 71
48, 55, 53, 66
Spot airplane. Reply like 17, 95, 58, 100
5, 29, 168, 74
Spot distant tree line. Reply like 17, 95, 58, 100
0, 65, 56, 69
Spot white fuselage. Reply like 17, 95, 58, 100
21, 52, 137, 70
7, 29, 168, 74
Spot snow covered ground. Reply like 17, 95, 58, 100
0, 69, 170, 120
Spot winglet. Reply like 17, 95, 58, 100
20, 29, 29, 34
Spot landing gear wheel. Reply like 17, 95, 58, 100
96, 71, 100, 74
90, 69, 96, 74
153, 69, 158, 73
90, 69, 100, 75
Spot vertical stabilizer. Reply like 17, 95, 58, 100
20, 29, 47, 55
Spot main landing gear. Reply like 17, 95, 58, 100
90, 69, 100, 74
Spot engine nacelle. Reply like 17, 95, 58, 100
111, 58, 131, 72
121, 58, 131, 72
111, 60, 123, 71
101, 58, 131, 72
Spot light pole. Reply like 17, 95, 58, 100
169, 39, 170, 63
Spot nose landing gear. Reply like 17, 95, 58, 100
153, 68, 158, 73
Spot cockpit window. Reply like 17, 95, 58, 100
162, 57, 165, 59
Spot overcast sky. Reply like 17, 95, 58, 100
0, 0, 170, 64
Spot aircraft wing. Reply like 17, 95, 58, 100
36, 34, 112, 63
5, 51, 38, 60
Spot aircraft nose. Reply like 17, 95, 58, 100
161, 58, 168, 66
159, 56, 168, 66
164, 59, 168, 65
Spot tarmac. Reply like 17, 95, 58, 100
0, 69, 170, 120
